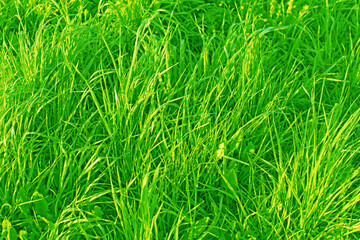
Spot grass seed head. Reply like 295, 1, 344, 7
217, 143, 225, 159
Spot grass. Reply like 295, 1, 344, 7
1, 0, 360, 239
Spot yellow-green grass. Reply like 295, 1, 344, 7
1, 0, 360, 239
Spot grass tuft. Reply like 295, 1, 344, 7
1, 0, 360, 239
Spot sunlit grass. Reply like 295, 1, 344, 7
1, 0, 360, 239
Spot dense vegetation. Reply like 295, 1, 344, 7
1, 0, 360, 239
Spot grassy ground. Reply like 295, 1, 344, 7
1, 0, 360, 239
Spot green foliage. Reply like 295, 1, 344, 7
1, 0, 360, 239
1, 220, 17, 240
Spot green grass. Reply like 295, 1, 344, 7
1, 0, 360, 239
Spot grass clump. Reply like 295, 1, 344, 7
1, 0, 360, 239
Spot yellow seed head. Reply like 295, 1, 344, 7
287, 0, 294, 14
270, 0, 277, 17
270, 5, 275, 12
216, 143, 225, 159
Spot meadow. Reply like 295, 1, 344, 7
1, 0, 360, 239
